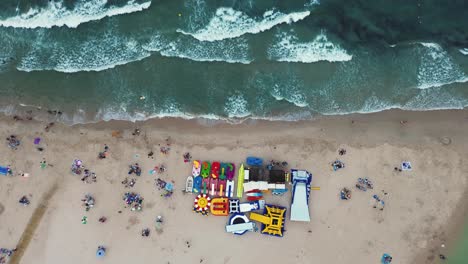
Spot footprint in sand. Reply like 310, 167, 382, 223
0, 203, 4, 215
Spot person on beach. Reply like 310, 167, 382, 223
373, 194, 385, 210
340, 188, 352, 200
128, 163, 142, 176
6, 135, 20, 149
141, 228, 150, 237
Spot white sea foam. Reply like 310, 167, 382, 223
177, 7, 310, 42
268, 32, 352, 63
417, 42, 468, 89
270, 84, 308, 107
17, 33, 150, 73
143, 35, 252, 64
404, 87, 468, 110
0, 0, 151, 29
305, 0, 320, 7
224, 93, 251, 118
460, 48, 468, 55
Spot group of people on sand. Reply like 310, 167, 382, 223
19, 195, 30, 206
0, 248, 16, 264
122, 178, 136, 188
81, 169, 97, 184
98, 144, 109, 159
6, 135, 20, 150
123, 192, 143, 211
355, 177, 374, 192
71, 159, 84, 175
128, 163, 142, 176
81, 194, 95, 211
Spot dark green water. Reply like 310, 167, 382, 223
0, 0, 467, 124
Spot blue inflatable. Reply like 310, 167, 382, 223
246, 157, 263, 166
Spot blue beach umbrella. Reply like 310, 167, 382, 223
381, 253, 392, 264
165, 182, 173, 192
96, 247, 106, 258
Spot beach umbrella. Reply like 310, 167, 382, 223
165, 182, 173, 192
96, 247, 106, 258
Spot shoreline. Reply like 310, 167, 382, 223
0, 108, 467, 264
4, 102, 468, 127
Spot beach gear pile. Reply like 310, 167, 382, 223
332, 160, 345, 171
0, 248, 15, 264
0, 166, 12, 176
81, 169, 97, 184
150, 164, 166, 175
187, 157, 306, 237
6, 135, 20, 149
340, 188, 352, 200
81, 194, 95, 211
401, 161, 412, 171
338, 148, 347, 155
355, 177, 373, 191
19, 195, 30, 206
98, 145, 109, 159
183, 152, 192, 163
160, 146, 170, 155
123, 192, 143, 211
96, 246, 106, 258
122, 178, 136, 188
71, 159, 84, 175
381, 253, 392, 263
155, 178, 173, 197
141, 228, 150, 237
373, 195, 385, 210
128, 163, 142, 176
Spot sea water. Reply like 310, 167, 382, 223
448, 223, 468, 264
0, 0, 467, 124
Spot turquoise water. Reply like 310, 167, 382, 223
449, 223, 468, 264
0, 0, 467, 124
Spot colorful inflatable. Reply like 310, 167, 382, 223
211, 161, 220, 179
220, 163, 228, 180
210, 197, 229, 216
218, 178, 227, 196
246, 189, 263, 201
209, 177, 218, 196
193, 176, 202, 193
201, 161, 210, 178
226, 163, 235, 180
194, 194, 211, 215
192, 160, 201, 177
201, 177, 210, 194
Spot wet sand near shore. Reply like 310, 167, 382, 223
0, 109, 467, 264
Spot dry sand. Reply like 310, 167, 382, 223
0, 109, 467, 264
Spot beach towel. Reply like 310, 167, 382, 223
401, 161, 412, 171
0, 166, 9, 176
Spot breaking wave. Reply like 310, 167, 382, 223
305, 0, 321, 7
224, 93, 251, 118
417, 43, 468, 89
143, 35, 252, 64
268, 32, 352, 63
17, 33, 150, 73
460, 48, 468, 55
177, 7, 310, 42
0, 0, 151, 29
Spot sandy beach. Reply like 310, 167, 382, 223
0, 109, 467, 264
